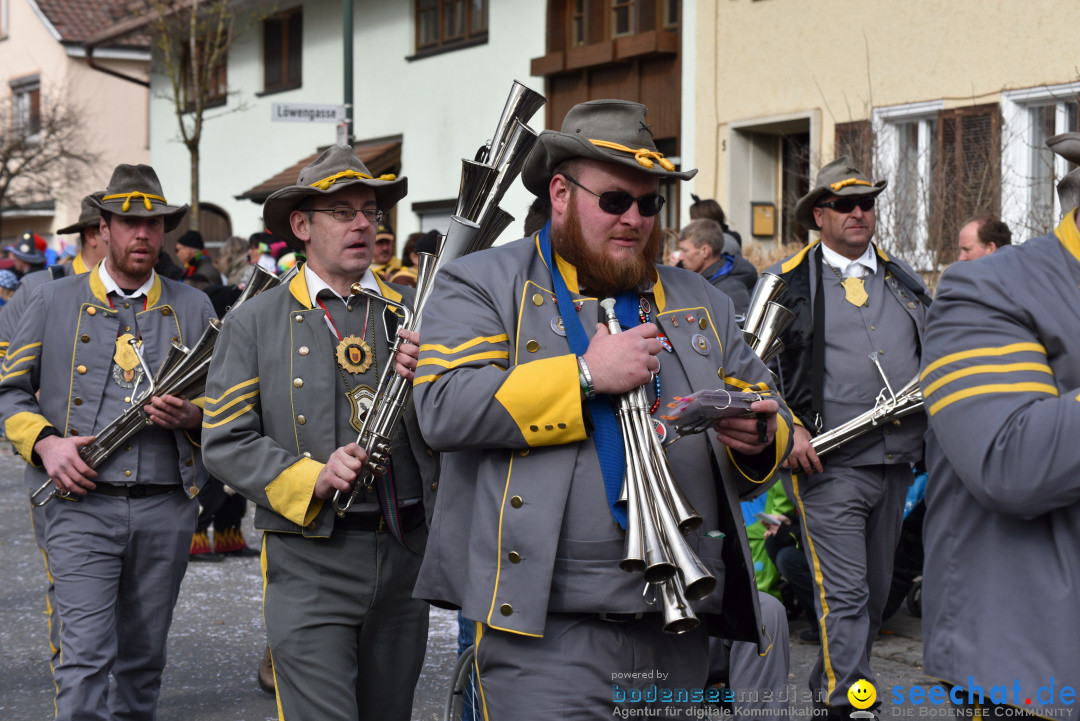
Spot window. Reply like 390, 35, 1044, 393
570, 0, 586, 47
662, 0, 680, 28
10, 76, 41, 141
611, 0, 638, 36
873, 101, 944, 269
1002, 82, 1080, 238
181, 36, 227, 111
264, 8, 302, 94
414, 0, 488, 55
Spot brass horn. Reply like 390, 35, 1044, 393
601, 298, 717, 634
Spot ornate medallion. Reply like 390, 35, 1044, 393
840, 277, 869, 307
112, 333, 143, 388
347, 385, 375, 433
336, 335, 374, 375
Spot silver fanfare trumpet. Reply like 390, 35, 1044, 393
601, 299, 717, 634
810, 359, 924, 456
741, 272, 795, 365
30, 264, 282, 507
331, 80, 545, 516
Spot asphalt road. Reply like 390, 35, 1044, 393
0, 448, 935, 719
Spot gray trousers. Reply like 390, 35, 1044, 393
43, 489, 197, 721
709, 591, 791, 718
474, 612, 709, 720
262, 525, 429, 721
29, 500, 61, 664
788, 463, 909, 709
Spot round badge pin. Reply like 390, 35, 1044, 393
691, 333, 710, 356
651, 418, 667, 443
550, 315, 567, 336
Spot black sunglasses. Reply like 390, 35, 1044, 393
817, 197, 875, 214
564, 175, 666, 217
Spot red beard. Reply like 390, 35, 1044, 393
550, 201, 661, 296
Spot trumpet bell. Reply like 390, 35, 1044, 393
658, 578, 700, 635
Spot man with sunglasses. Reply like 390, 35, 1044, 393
766, 156, 931, 719
412, 99, 793, 719
201, 146, 438, 721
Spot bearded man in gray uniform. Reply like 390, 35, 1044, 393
767, 157, 930, 717
0, 164, 215, 721
919, 133, 1080, 716
412, 99, 793, 719
201, 146, 436, 721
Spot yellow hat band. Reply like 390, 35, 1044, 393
310, 169, 397, 191
589, 139, 677, 172
102, 191, 168, 212
829, 178, 872, 192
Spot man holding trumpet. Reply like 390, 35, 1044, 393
0, 164, 215, 721
412, 99, 793, 719
201, 146, 438, 721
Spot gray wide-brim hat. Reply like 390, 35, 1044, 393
1048, 132, 1080, 211
794, 155, 887, 231
57, 192, 105, 235
89, 165, 188, 233
521, 99, 696, 197
263, 145, 408, 251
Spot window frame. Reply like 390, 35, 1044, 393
873, 100, 944, 269
1001, 81, 1080, 238
411, 0, 488, 59
10, 75, 42, 143
180, 35, 228, 112
261, 7, 303, 96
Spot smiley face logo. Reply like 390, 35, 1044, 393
847, 678, 876, 709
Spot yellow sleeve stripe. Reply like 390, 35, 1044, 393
202, 403, 257, 430
923, 362, 1053, 398
2, 341, 41, 365
928, 382, 1059, 416
1, 354, 36, 373
420, 334, 509, 356
190, 397, 206, 410
204, 377, 259, 406
921, 342, 1046, 381
723, 375, 769, 393
4, 411, 52, 465
203, 390, 260, 418
413, 373, 442, 386
416, 351, 509, 369
494, 355, 586, 447
0, 368, 30, 382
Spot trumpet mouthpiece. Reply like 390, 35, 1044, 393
600, 298, 616, 313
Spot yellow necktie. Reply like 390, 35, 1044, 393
841, 276, 868, 307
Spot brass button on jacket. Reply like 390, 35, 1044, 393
510, 495, 523, 508
499, 603, 513, 616
76, 365, 87, 374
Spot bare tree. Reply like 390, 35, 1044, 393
140, 0, 264, 231
0, 88, 101, 241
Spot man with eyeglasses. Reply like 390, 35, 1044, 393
201, 145, 438, 721
412, 99, 793, 719
766, 156, 931, 719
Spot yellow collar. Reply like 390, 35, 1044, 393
88, 260, 162, 308
780, 239, 889, 274
289, 262, 403, 310
1055, 208, 1080, 264
72, 253, 89, 274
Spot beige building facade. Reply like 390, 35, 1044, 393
693, 0, 1080, 270
0, 0, 149, 248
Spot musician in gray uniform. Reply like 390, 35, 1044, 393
0, 164, 214, 721
0, 191, 105, 666
201, 146, 436, 721
413, 99, 793, 719
919, 135, 1080, 716
768, 157, 930, 717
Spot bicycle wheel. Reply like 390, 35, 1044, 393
443, 644, 477, 721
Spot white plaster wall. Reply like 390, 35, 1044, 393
149, 0, 547, 243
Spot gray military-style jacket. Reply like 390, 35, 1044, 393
921, 216, 1080, 715
0, 263, 215, 496
200, 266, 438, 538
0, 253, 88, 362
413, 235, 793, 643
